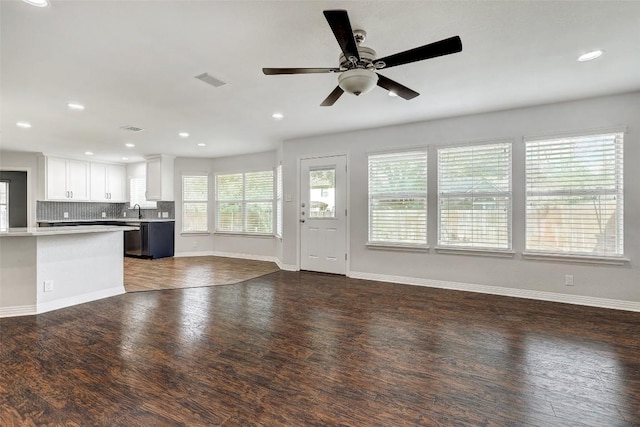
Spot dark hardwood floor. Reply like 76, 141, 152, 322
1, 270, 639, 426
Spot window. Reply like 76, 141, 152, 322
276, 164, 283, 238
309, 168, 335, 218
525, 132, 624, 257
182, 174, 209, 233
0, 181, 8, 232
438, 142, 512, 250
216, 170, 274, 234
129, 177, 157, 209
368, 150, 428, 246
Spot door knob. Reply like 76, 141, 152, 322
300, 219, 306, 223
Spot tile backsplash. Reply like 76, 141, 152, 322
37, 201, 175, 221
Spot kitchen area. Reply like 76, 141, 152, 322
0, 153, 176, 317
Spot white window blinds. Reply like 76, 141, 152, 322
368, 150, 427, 246
216, 170, 274, 234
182, 174, 208, 233
525, 132, 624, 256
438, 142, 512, 250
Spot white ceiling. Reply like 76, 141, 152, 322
2, 1, 640, 163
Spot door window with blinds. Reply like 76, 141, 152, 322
215, 170, 274, 234
525, 132, 624, 257
438, 142, 512, 250
182, 174, 209, 233
368, 149, 427, 246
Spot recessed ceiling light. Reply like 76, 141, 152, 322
122, 157, 129, 161
68, 103, 85, 110
125, 143, 135, 148
16, 121, 32, 128
388, 91, 398, 97
21, 0, 49, 7
272, 112, 284, 120
197, 143, 206, 147
85, 151, 94, 156
578, 50, 603, 62
179, 132, 189, 138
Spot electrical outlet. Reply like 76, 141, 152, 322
565, 275, 574, 286
162, 212, 169, 218
63, 212, 69, 218
157, 212, 161, 218
44, 280, 54, 292
123, 211, 127, 217
101, 212, 106, 218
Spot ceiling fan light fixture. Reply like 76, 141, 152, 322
338, 69, 378, 96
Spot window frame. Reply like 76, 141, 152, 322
215, 169, 275, 236
523, 131, 625, 261
367, 148, 428, 249
436, 140, 514, 253
181, 172, 209, 234
275, 164, 283, 238
129, 176, 157, 209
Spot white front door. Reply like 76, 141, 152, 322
300, 155, 347, 275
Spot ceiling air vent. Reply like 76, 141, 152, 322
120, 125, 145, 132
195, 72, 226, 88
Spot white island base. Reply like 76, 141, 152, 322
0, 227, 133, 317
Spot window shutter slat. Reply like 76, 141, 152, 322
182, 174, 208, 232
525, 133, 624, 256
368, 150, 427, 245
438, 142, 512, 249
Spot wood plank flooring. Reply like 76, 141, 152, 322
124, 256, 279, 292
1, 270, 639, 426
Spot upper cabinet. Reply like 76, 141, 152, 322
90, 162, 126, 202
145, 155, 174, 201
43, 157, 90, 201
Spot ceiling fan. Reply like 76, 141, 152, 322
262, 9, 462, 106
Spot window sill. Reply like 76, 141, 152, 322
366, 242, 429, 252
522, 252, 630, 266
435, 247, 515, 258
213, 232, 275, 239
180, 231, 210, 236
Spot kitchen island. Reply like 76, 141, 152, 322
0, 225, 136, 318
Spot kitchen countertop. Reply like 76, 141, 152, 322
37, 218, 175, 223
0, 225, 139, 237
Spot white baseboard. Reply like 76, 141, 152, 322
36, 286, 126, 315
275, 258, 298, 271
175, 250, 279, 264
0, 304, 37, 318
348, 271, 640, 312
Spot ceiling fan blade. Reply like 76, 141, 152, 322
263, 67, 340, 75
376, 36, 462, 69
320, 86, 344, 106
323, 10, 360, 61
376, 74, 419, 100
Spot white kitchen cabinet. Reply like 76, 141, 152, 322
45, 157, 90, 201
145, 155, 174, 201
90, 162, 126, 202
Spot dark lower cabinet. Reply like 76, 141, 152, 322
124, 222, 174, 259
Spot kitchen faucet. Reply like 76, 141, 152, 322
133, 204, 142, 219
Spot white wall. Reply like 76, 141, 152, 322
0, 150, 39, 227
281, 92, 640, 305
174, 151, 278, 260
